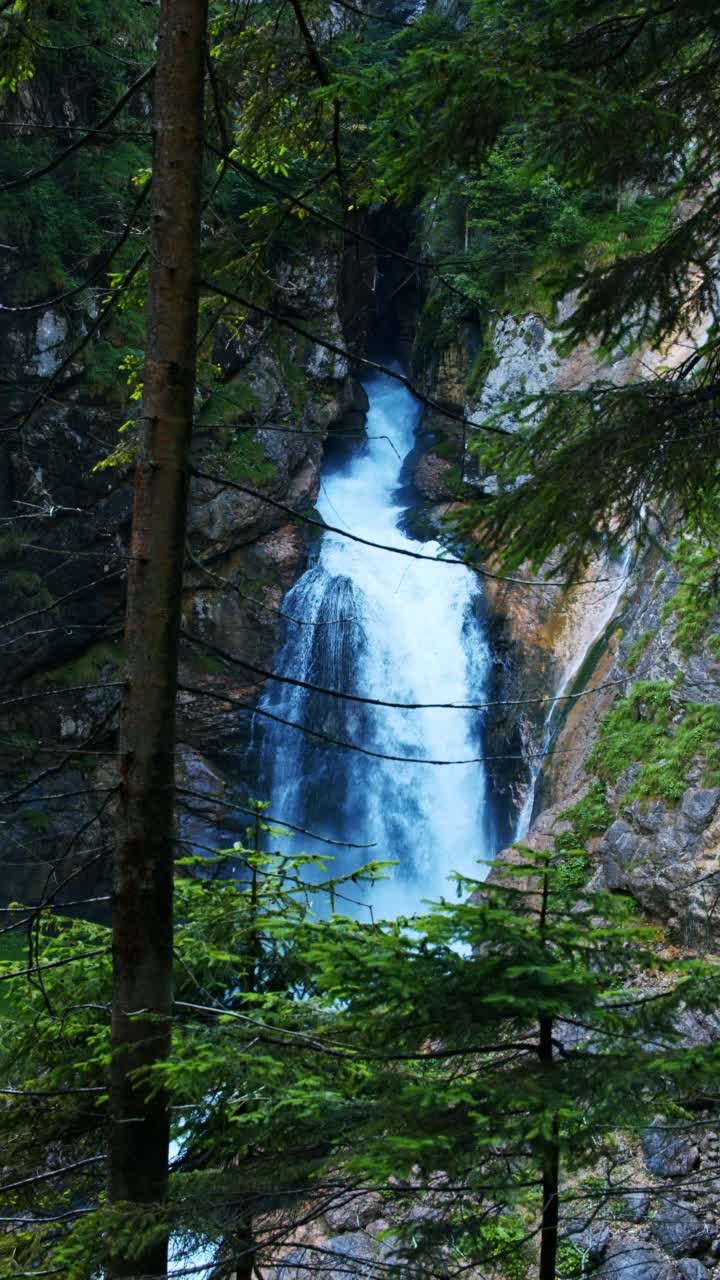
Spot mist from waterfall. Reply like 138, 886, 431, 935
255, 370, 499, 917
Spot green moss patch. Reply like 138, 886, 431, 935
625, 629, 653, 673
20, 809, 49, 834
549, 785, 612, 890
466, 341, 499, 399
198, 381, 259, 426
589, 681, 720, 803
43, 641, 123, 689
661, 504, 720, 656
560, 782, 614, 842
225, 435, 277, 487
3, 570, 53, 617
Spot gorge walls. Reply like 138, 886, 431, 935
415, 256, 720, 942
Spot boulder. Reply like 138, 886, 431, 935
650, 1206, 710, 1258
680, 790, 720, 833
566, 1220, 611, 1261
676, 1260, 709, 1280
642, 1123, 700, 1179
623, 1193, 651, 1223
324, 1193, 385, 1233
598, 1242, 680, 1280
413, 449, 458, 501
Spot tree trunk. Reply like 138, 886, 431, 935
538, 865, 560, 1280
108, 2, 208, 1276
538, 1014, 560, 1280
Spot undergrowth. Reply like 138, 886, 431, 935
43, 641, 123, 689
224, 434, 277, 487
661, 508, 720, 656
589, 681, 720, 803
559, 782, 613, 843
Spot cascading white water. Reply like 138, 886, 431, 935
256, 370, 498, 916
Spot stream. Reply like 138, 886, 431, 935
254, 368, 506, 916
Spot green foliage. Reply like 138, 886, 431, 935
2, 841, 719, 1278
4, 5, 720, 1276
3, 568, 52, 617
20, 808, 49, 834
589, 682, 720, 802
551, 846, 589, 891
42, 640, 122, 688
625, 630, 653, 673
423, 134, 674, 326
355, 0, 720, 574
297, 847, 719, 1274
0, 139, 146, 303
560, 782, 614, 843
557, 1240, 585, 1280
0, 1, 35, 94
224, 432, 276, 487
0, 0, 155, 469
663, 506, 720, 656
0, 930, 28, 1017
0, 823, 392, 1277
471, 1216, 532, 1280
449, 372, 720, 576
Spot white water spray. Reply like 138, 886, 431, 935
257, 371, 497, 915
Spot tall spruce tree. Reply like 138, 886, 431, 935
298, 849, 720, 1280
109, 1, 208, 1276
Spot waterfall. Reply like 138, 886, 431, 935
514, 547, 632, 840
255, 370, 498, 916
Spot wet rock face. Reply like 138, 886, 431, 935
493, 514, 720, 941
413, 448, 458, 501
417, 267, 720, 857
419, 320, 483, 442
323, 1193, 386, 1235
497, 764, 720, 945
481, 545, 626, 840
466, 312, 561, 466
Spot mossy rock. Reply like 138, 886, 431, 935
42, 640, 123, 689
589, 681, 720, 804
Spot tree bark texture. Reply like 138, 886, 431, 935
538, 867, 560, 1280
109, 2, 208, 1275
538, 1014, 560, 1280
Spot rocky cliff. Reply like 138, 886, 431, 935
0, 56, 377, 904
414, 267, 720, 942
